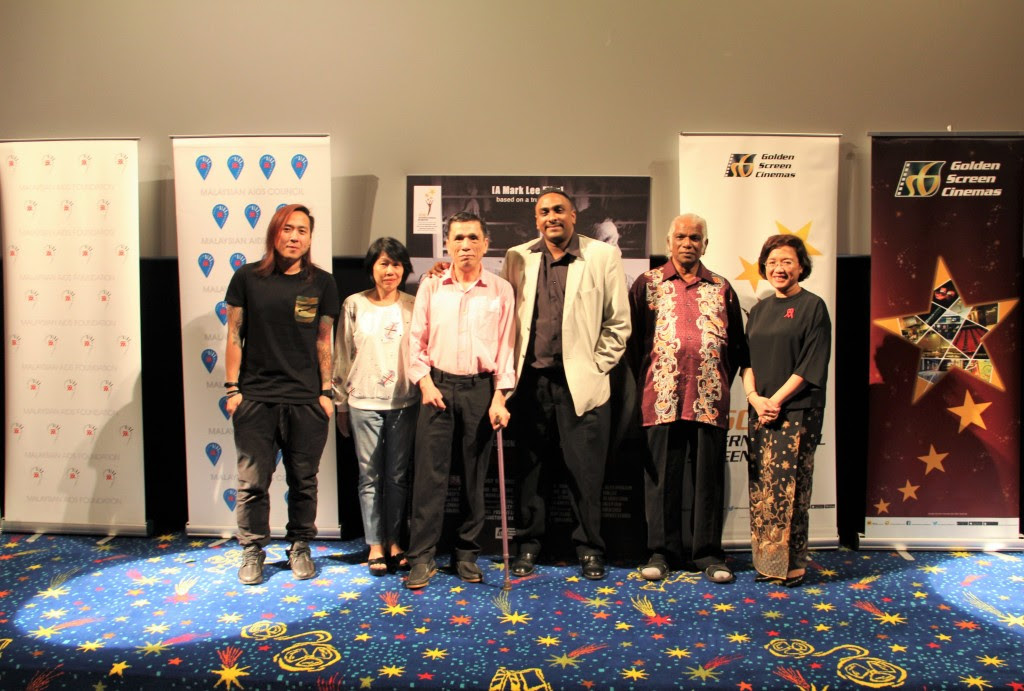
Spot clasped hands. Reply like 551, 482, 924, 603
749, 394, 781, 425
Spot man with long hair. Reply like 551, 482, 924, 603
223, 203, 340, 585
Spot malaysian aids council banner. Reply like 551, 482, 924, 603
678, 133, 840, 549
1, 139, 147, 534
172, 136, 339, 538
864, 135, 1023, 550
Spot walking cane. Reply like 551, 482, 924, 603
496, 428, 512, 591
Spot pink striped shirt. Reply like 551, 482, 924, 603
407, 268, 516, 390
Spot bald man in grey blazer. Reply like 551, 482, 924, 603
501, 187, 630, 580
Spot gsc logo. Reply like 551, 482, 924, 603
895, 161, 945, 197
725, 154, 756, 178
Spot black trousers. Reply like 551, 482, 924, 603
513, 367, 609, 558
233, 399, 329, 547
407, 369, 494, 566
643, 420, 728, 570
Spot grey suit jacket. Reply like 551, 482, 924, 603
501, 234, 630, 416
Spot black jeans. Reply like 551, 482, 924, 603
233, 399, 329, 547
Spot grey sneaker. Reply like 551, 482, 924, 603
238, 545, 266, 585
287, 541, 316, 580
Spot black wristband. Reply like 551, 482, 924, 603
320, 389, 333, 399
224, 381, 239, 388
225, 390, 242, 399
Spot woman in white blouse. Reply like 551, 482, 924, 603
333, 238, 418, 575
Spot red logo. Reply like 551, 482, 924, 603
84, 424, 96, 438
63, 289, 75, 306
116, 244, 129, 259
10, 334, 21, 349
100, 380, 113, 396
12, 423, 25, 438
46, 334, 59, 351
104, 469, 117, 483
784, 308, 795, 319
47, 423, 61, 441
119, 424, 133, 442
79, 153, 92, 169
98, 290, 111, 306
7, 245, 17, 259
45, 244, 57, 260
26, 290, 39, 305
42, 154, 54, 168
31, 465, 43, 481
67, 467, 80, 481
82, 335, 94, 350
27, 379, 41, 395
5, 154, 17, 170
65, 379, 77, 395
80, 244, 93, 259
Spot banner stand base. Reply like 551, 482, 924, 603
1, 519, 150, 537
186, 522, 342, 540
858, 534, 1024, 552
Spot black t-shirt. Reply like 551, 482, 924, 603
746, 288, 831, 410
225, 263, 340, 404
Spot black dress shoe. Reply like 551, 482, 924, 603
511, 551, 537, 577
580, 554, 606, 580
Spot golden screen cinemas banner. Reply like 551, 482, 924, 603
171, 135, 340, 538
679, 133, 840, 549
864, 134, 1023, 550
1, 139, 147, 534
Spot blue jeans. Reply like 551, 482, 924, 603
349, 405, 417, 546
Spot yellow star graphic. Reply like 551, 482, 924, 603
874, 257, 1017, 402
948, 390, 992, 432
734, 256, 763, 293
890, 644, 907, 652
776, 220, 821, 256
917, 445, 949, 475
108, 661, 129, 677
874, 498, 890, 515
898, 480, 920, 501
359, 676, 373, 689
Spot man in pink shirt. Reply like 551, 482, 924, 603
405, 211, 516, 589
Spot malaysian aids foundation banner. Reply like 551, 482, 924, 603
679, 133, 840, 549
1, 139, 147, 535
172, 135, 340, 538
864, 134, 1023, 550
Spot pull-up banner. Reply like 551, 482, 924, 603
864, 134, 1023, 550
171, 135, 339, 538
1, 139, 147, 535
679, 133, 840, 550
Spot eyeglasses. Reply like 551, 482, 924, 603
765, 259, 797, 270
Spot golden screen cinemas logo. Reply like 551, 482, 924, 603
896, 160, 1003, 197
725, 153, 795, 178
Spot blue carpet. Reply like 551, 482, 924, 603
0, 534, 1022, 689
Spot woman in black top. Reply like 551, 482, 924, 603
742, 235, 831, 587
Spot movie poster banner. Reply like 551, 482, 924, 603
864, 134, 1023, 550
678, 133, 840, 549
405, 175, 651, 557
172, 135, 339, 538
1, 139, 147, 534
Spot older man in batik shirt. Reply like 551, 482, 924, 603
626, 213, 748, 583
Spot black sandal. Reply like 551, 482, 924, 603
388, 552, 409, 572
755, 572, 783, 583
704, 564, 735, 584
368, 557, 388, 576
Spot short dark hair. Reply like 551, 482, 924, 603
363, 237, 413, 290
536, 186, 575, 211
446, 211, 488, 238
757, 234, 813, 281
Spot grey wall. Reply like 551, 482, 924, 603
2, 0, 1022, 257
